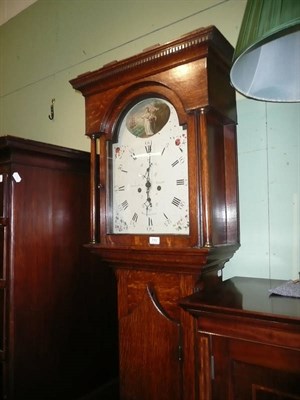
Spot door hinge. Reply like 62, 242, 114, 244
210, 355, 215, 380
178, 344, 183, 361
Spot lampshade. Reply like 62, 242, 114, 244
230, 0, 300, 102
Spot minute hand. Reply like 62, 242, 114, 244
144, 156, 152, 214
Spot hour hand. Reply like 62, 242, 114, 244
144, 197, 152, 215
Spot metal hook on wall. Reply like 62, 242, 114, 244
48, 98, 55, 120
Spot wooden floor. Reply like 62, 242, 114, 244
79, 380, 119, 400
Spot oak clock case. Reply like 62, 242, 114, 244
111, 97, 189, 236
70, 26, 240, 400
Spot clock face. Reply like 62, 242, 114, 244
111, 98, 189, 235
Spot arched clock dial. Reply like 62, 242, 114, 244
111, 98, 189, 235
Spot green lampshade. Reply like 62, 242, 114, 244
230, 0, 300, 102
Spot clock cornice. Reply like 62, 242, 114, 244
70, 25, 233, 97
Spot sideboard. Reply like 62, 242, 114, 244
180, 276, 300, 400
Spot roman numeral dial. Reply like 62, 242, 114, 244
111, 98, 189, 235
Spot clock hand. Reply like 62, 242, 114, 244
144, 180, 152, 215
144, 156, 152, 215
143, 156, 152, 179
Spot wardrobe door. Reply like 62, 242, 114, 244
0, 170, 9, 399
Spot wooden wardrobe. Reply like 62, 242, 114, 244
0, 136, 118, 399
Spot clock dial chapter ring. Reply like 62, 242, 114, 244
111, 98, 189, 235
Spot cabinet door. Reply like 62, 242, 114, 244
0, 171, 9, 400
0, 172, 8, 280
210, 335, 300, 400
0, 172, 8, 218
229, 340, 300, 400
117, 269, 185, 400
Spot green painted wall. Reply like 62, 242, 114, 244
0, 0, 299, 280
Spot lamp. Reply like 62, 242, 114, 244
230, 0, 300, 102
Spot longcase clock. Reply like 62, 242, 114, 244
70, 25, 240, 400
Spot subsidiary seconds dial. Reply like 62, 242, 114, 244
111, 98, 189, 235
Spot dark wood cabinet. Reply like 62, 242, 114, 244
180, 276, 300, 400
0, 136, 118, 399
